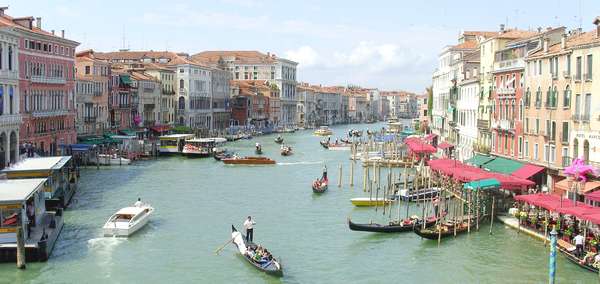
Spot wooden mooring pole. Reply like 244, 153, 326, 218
16, 225, 25, 269
350, 159, 354, 187
338, 164, 342, 188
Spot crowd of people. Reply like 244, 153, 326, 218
247, 245, 273, 264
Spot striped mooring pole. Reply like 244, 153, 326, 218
549, 226, 557, 284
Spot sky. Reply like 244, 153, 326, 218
5, 0, 600, 92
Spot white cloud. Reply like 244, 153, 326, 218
285, 46, 319, 68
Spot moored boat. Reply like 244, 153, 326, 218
222, 156, 276, 165
413, 218, 476, 240
327, 143, 351, 151
91, 154, 132, 165
182, 137, 228, 158
348, 216, 439, 233
557, 239, 599, 273
397, 187, 440, 202
231, 225, 283, 277
350, 197, 394, 207
103, 203, 154, 237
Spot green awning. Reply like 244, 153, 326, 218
464, 154, 495, 167
463, 178, 500, 191
120, 74, 131, 85
119, 129, 137, 136
483, 156, 524, 175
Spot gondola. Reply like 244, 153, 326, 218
557, 240, 599, 273
274, 137, 284, 144
280, 146, 292, 156
348, 216, 438, 233
312, 178, 328, 193
231, 225, 283, 277
320, 140, 329, 149
413, 219, 476, 240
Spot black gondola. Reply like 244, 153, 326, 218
312, 179, 328, 193
413, 219, 476, 240
558, 245, 599, 273
348, 216, 438, 233
320, 140, 329, 149
231, 225, 283, 277
274, 137, 284, 144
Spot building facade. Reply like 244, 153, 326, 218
75, 50, 109, 136
0, 27, 20, 168
8, 16, 79, 155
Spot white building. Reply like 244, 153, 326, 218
0, 28, 20, 169
170, 59, 213, 130
457, 76, 480, 161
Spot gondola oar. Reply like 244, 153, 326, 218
214, 237, 234, 255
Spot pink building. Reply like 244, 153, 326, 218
0, 13, 79, 155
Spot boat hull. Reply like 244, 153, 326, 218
103, 209, 152, 237
413, 221, 475, 240
222, 157, 276, 165
350, 198, 393, 207
312, 183, 328, 193
231, 225, 283, 277
348, 218, 437, 233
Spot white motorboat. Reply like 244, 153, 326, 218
92, 154, 131, 165
103, 204, 154, 237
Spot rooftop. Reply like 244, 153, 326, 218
0, 178, 47, 203
2, 156, 72, 172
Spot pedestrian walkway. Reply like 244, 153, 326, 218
497, 215, 549, 242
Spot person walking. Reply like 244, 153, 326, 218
243, 216, 256, 242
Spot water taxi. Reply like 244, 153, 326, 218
103, 203, 154, 237
314, 126, 333, 136
182, 137, 228, 158
222, 156, 276, 165
91, 154, 132, 165
159, 134, 194, 154
350, 197, 394, 207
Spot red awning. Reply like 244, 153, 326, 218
405, 137, 436, 154
427, 159, 534, 189
586, 190, 600, 202
555, 204, 599, 218
151, 125, 171, 133
511, 164, 545, 180
515, 194, 600, 225
437, 142, 454, 149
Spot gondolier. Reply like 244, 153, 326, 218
322, 165, 327, 180
244, 216, 256, 242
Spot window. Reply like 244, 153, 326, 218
0, 86, 3, 115
550, 145, 556, 163
179, 69, 184, 73
566, 54, 571, 75
535, 87, 541, 108
235, 72, 239, 79
544, 144, 549, 162
534, 143, 539, 160
562, 122, 569, 143
179, 79, 184, 89
584, 93, 591, 121
525, 88, 530, 107
575, 94, 581, 118
525, 118, 529, 133
538, 60, 542, 75
525, 140, 529, 157
586, 54, 593, 80
85, 66, 90, 75
535, 118, 540, 134
8, 46, 12, 71
576, 56, 582, 80
545, 119, 550, 137
563, 85, 571, 108
551, 121, 556, 142
518, 136, 523, 156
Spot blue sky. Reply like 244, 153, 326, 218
6, 0, 600, 92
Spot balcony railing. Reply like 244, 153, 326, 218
562, 156, 572, 168
83, 116, 97, 123
30, 109, 69, 118
30, 75, 66, 84
563, 71, 571, 78
496, 87, 516, 95
0, 69, 18, 80
118, 104, 131, 109
177, 109, 185, 115
162, 89, 176, 95
493, 59, 525, 72
93, 91, 102, 96
477, 119, 490, 130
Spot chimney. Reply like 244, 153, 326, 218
51, 29, 55, 35
500, 24, 505, 33
543, 38, 549, 52
561, 33, 567, 49
35, 17, 41, 29
594, 17, 600, 38
0, 7, 8, 16
537, 27, 542, 33
61, 29, 65, 38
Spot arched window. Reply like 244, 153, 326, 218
563, 85, 571, 108
179, 79, 184, 89
525, 87, 531, 107
178, 96, 185, 110
551, 86, 558, 108
573, 138, 579, 159
546, 86, 552, 108
535, 87, 541, 107
0, 86, 3, 115
9, 86, 13, 114
9, 131, 16, 164
584, 140, 590, 163
8, 46, 12, 71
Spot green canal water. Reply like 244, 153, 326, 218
0, 123, 597, 283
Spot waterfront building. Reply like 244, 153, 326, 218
210, 68, 232, 133
144, 63, 176, 127
0, 13, 80, 155
416, 92, 430, 132
476, 27, 537, 156
366, 89, 383, 121
130, 70, 161, 129
75, 50, 109, 136
381, 91, 418, 119
230, 80, 279, 130
192, 51, 298, 127
296, 83, 318, 128
523, 28, 576, 191
457, 64, 480, 161
491, 28, 564, 164
567, 20, 600, 186
108, 67, 133, 131
347, 90, 368, 123
313, 86, 341, 125
0, 26, 20, 169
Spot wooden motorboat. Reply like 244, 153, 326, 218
280, 146, 293, 156
274, 137, 284, 144
312, 178, 328, 193
231, 225, 283, 277
103, 203, 154, 237
413, 219, 476, 240
222, 156, 276, 165
214, 151, 234, 161
557, 239, 599, 273
350, 197, 394, 207
348, 216, 439, 233
327, 143, 351, 151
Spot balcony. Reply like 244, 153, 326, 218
493, 59, 525, 72
0, 69, 18, 80
496, 87, 516, 95
562, 156, 572, 168
496, 119, 515, 131
118, 104, 131, 109
0, 114, 21, 126
83, 116, 97, 123
477, 119, 490, 130
563, 71, 571, 78
93, 91, 102, 96
30, 75, 66, 84
30, 109, 69, 118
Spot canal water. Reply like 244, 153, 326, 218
0, 123, 596, 283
